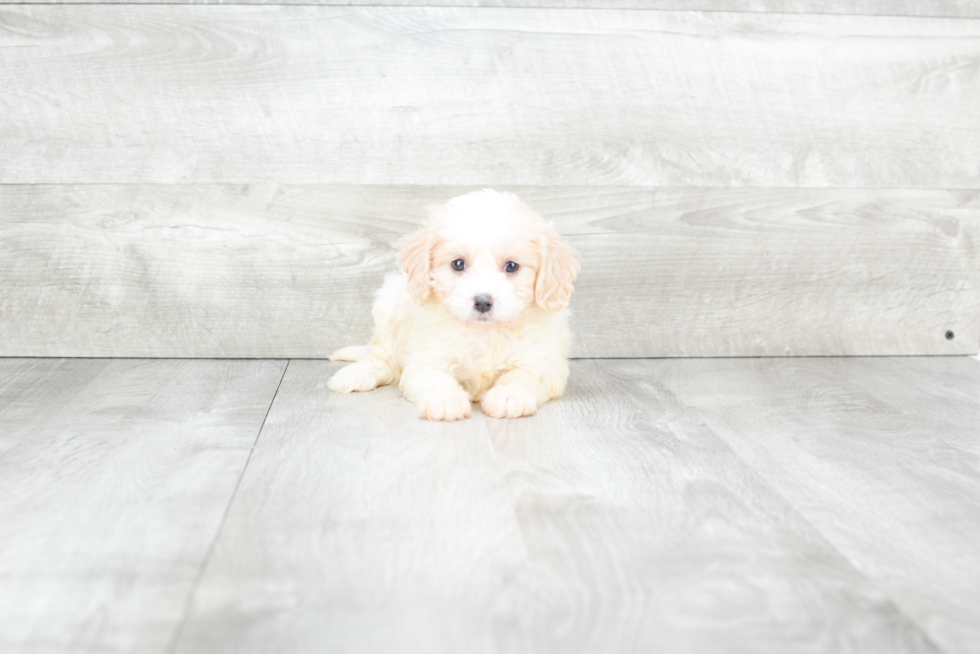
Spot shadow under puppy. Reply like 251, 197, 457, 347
328, 189, 579, 421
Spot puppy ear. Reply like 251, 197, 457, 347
534, 229, 580, 311
397, 225, 433, 305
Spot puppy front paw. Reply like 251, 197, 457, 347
417, 390, 472, 421
482, 384, 537, 419
328, 364, 379, 393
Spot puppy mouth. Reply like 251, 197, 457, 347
467, 309, 506, 326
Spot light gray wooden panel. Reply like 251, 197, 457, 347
1, 185, 976, 358
655, 356, 980, 654
566, 187, 980, 357
789, 356, 980, 457
10, 0, 980, 18
2, 7, 979, 187
0, 358, 287, 654
172, 359, 937, 654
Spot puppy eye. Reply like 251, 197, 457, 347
452, 259, 466, 271
504, 261, 520, 273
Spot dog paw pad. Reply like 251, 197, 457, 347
328, 364, 379, 393
417, 391, 472, 421
481, 384, 537, 419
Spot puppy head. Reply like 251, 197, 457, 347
398, 189, 579, 327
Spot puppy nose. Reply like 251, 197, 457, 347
474, 294, 493, 314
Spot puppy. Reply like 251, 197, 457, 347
327, 189, 579, 421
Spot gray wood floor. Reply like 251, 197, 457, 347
2, 356, 978, 654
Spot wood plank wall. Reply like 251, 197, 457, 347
12, 0, 980, 16
1, 3, 978, 357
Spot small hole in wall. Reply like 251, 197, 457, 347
945, 330, 955, 340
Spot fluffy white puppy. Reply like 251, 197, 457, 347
328, 189, 579, 421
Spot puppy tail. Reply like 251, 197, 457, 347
328, 345, 372, 362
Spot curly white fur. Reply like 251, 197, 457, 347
328, 189, 579, 421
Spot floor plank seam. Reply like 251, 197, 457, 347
163, 359, 291, 654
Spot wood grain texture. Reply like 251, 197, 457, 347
171, 359, 938, 654
9, 0, 980, 17
654, 356, 980, 654
1, 185, 976, 358
796, 356, 980, 457
2, 6, 979, 187
0, 358, 287, 654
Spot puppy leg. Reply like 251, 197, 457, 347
328, 345, 372, 362
329, 272, 406, 394
400, 368, 472, 421
482, 368, 565, 419
328, 354, 396, 393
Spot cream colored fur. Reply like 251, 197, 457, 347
328, 189, 579, 421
